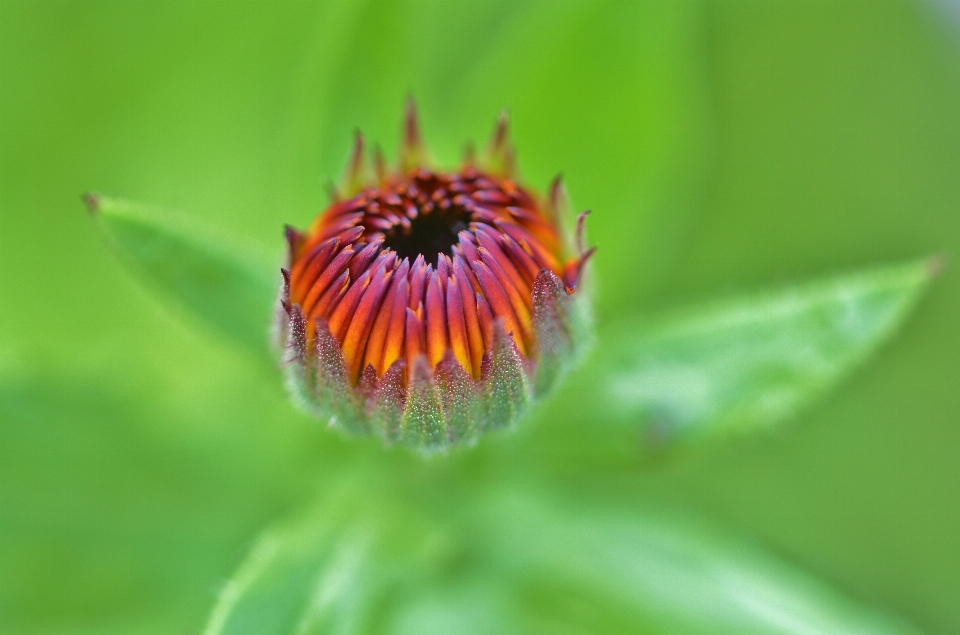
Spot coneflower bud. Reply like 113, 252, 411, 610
277, 103, 593, 452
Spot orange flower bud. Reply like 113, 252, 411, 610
278, 102, 593, 452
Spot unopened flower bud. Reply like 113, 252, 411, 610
277, 103, 593, 452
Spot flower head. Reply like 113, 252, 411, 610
278, 103, 593, 452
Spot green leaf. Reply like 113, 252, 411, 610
203, 488, 922, 635
201, 489, 473, 635
85, 194, 278, 354
594, 258, 941, 447
487, 493, 921, 635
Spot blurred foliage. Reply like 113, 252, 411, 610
1, 0, 959, 634
84, 180, 937, 633
598, 258, 939, 447
203, 484, 925, 635
86, 195, 278, 354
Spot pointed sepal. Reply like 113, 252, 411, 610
372, 360, 406, 445
435, 352, 480, 446
401, 355, 447, 452
480, 320, 529, 431
313, 318, 363, 433
341, 130, 374, 196
531, 269, 575, 396
547, 174, 569, 230
479, 109, 516, 177
399, 99, 430, 171
284, 304, 321, 417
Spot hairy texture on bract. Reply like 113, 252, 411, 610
278, 102, 593, 453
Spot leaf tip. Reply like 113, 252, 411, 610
82, 191, 101, 215
926, 253, 949, 279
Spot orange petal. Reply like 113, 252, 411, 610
327, 269, 373, 340
473, 261, 525, 356
404, 305, 425, 377
457, 231, 481, 267
408, 255, 428, 309
342, 263, 394, 381
308, 269, 350, 336
347, 237, 384, 279
436, 253, 451, 282
445, 275, 472, 377
454, 260, 485, 375
381, 278, 410, 374
290, 236, 339, 302
475, 292, 494, 352
364, 259, 409, 375
301, 244, 355, 317
496, 220, 561, 273
425, 272, 448, 368
500, 233, 541, 287
478, 248, 531, 347
476, 226, 532, 310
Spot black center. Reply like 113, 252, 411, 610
382, 205, 472, 266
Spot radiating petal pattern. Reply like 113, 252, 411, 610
279, 104, 593, 451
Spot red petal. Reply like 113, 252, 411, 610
473, 260, 524, 355
364, 259, 409, 375
475, 292, 494, 354
500, 234, 541, 287
495, 221, 561, 273
454, 259, 485, 375
425, 271, 448, 367
405, 306, 425, 378
308, 269, 350, 335
457, 231, 481, 266
347, 237, 384, 279
476, 226, 532, 310
478, 249, 531, 349
342, 264, 394, 381
290, 236, 339, 301
408, 255, 428, 309
327, 269, 373, 340
445, 275, 473, 377
381, 278, 410, 374
301, 243, 355, 316
436, 253, 451, 282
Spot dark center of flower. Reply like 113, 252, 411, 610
382, 204, 473, 266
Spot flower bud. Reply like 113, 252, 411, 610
277, 103, 593, 452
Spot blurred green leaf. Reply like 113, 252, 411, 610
488, 493, 921, 635
202, 489, 470, 635
203, 487, 921, 635
86, 195, 278, 354
594, 258, 940, 448
0, 363, 326, 635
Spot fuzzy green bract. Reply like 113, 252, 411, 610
279, 283, 590, 453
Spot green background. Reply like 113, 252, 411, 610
1, 1, 958, 633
